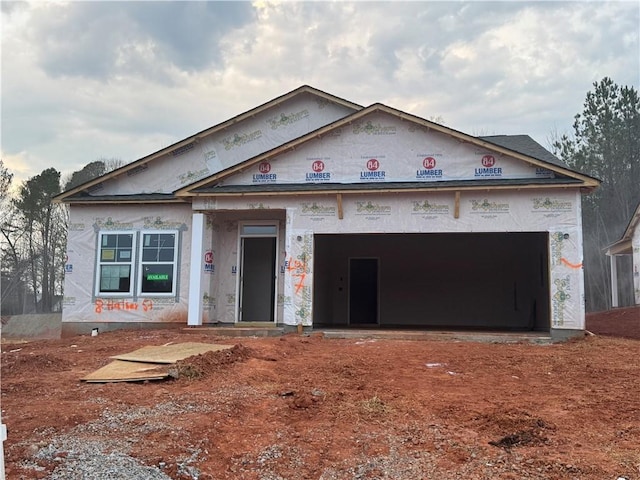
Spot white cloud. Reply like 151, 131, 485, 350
1, 150, 33, 187
1, 1, 638, 183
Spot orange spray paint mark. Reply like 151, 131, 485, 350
287, 256, 308, 294
560, 258, 582, 269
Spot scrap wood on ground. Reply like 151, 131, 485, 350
81, 342, 235, 383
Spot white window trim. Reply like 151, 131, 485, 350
136, 230, 179, 297
95, 231, 137, 297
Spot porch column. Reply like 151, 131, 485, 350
188, 212, 205, 326
609, 254, 619, 308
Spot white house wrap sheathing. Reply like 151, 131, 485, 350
194, 188, 585, 330
94, 94, 356, 196
63, 203, 198, 324
219, 112, 555, 187
62, 190, 585, 330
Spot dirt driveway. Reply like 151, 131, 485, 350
2, 311, 639, 479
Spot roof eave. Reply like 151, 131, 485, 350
620, 203, 640, 242
605, 239, 633, 256
59, 194, 187, 205
188, 180, 584, 198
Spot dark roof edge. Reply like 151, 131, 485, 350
60, 193, 184, 204
193, 177, 583, 195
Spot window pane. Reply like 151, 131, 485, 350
100, 265, 131, 293
144, 233, 174, 247
158, 248, 174, 261
141, 264, 174, 293
144, 234, 156, 247
101, 249, 116, 262
102, 235, 116, 247
118, 234, 133, 247
242, 225, 277, 235
158, 234, 174, 247
142, 233, 175, 262
101, 234, 133, 263
142, 249, 159, 262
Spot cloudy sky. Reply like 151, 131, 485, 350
1, 1, 638, 185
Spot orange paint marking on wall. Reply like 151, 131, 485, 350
560, 258, 582, 269
95, 299, 154, 314
294, 273, 306, 294
287, 256, 307, 294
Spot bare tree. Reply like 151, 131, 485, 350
0, 160, 35, 314
12, 168, 63, 312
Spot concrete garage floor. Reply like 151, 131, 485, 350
184, 324, 553, 343
317, 328, 552, 343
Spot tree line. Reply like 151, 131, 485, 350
0, 159, 122, 314
551, 77, 640, 311
1, 78, 638, 315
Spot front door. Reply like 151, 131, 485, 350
239, 225, 277, 322
349, 258, 379, 325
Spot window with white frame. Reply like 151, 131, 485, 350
97, 232, 135, 295
138, 231, 178, 295
95, 230, 179, 297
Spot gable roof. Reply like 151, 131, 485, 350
176, 102, 600, 197
606, 201, 640, 255
478, 135, 569, 169
54, 85, 363, 203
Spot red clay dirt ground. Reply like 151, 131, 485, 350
1, 307, 639, 480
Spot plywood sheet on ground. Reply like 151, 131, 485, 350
111, 342, 234, 364
81, 360, 169, 383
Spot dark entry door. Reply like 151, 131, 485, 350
349, 258, 378, 324
240, 237, 276, 322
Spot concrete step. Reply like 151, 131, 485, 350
182, 326, 285, 338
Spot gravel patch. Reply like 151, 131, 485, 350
30, 437, 171, 480
21, 399, 214, 479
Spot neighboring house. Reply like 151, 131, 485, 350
54, 85, 599, 340
606, 202, 640, 307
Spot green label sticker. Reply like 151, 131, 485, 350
147, 274, 169, 281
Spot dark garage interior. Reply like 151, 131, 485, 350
313, 232, 550, 331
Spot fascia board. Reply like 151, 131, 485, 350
605, 202, 640, 253
621, 202, 640, 241
605, 239, 633, 256
187, 181, 586, 198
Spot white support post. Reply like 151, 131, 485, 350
609, 254, 619, 308
188, 213, 205, 326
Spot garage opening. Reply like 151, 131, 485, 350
313, 233, 550, 331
